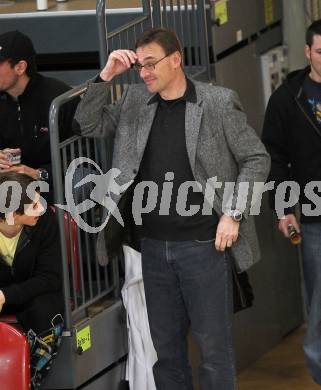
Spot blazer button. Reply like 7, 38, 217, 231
133, 169, 137, 174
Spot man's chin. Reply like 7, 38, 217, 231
144, 81, 157, 93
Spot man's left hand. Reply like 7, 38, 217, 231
215, 214, 240, 251
1, 164, 39, 180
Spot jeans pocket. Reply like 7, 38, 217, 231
194, 238, 215, 244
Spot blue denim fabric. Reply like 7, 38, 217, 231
140, 238, 236, 390
301, 223, 321, 385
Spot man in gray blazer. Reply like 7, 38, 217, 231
74, 28, 270, 390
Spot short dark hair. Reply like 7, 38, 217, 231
0, 172, 37, 220
306, 19, 321, 47
7, 57, 37, 78
135, 28, 183, 57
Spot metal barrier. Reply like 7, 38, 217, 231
49, 86, 119, 330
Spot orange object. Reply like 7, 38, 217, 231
288, 224, 302, 245
0, 322, 30, 390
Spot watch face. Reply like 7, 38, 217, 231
233, 211, 243, 222
39, 169, 49, 180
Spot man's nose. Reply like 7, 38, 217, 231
139, 67, 150, 78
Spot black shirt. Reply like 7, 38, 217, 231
137, 78, 218, 241
303, 74, 321, 125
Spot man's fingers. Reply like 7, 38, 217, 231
215, 234, 229, 251
110, 50, 137, 68
110, 52, 131, 68
216, 231, 238, 251
215, 234, 223, 251
124, 49, 137, 64
226, 239, 233, 248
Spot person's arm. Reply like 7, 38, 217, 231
3, 164, 39, 179
215, 90, 270, 251
73, 49, 137, 139
221, 89, 271, 218
262, 92, 299, 236
1, 210, 62, 306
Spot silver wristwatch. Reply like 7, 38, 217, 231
37, 168, 49, 181
224, 209, 243, 222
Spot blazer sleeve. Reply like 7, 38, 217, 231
2, 210, 62, 305
221, 89, 271, 218
73, 80, 129, 139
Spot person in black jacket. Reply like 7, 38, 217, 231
262, 20, 321, 385
0, 172, 63, 334
0, 30, 77, 202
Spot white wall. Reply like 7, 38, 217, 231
283, 0, 307, 71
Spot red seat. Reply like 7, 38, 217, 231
0, 322, 30, 390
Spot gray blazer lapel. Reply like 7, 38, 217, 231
185, 101, 203, 172
136, 102, 158, 159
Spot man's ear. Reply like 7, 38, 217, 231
304, 44, 311, 62
14, 60, 28, 76
172, 51, 182, 69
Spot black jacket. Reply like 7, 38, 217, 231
0, 73, 77, 201
0, 208, 62, 306
262, 66, 321, 223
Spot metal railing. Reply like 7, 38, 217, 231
49, 87, 119, 329
150, 0, 211, 80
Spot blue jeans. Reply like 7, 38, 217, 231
301, 223, 321, 385
140, 238, 236, 390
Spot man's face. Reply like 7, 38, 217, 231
136, 42, 181, 94
305, 34, 321, 82
0, 59, 20, 94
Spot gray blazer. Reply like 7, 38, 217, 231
74, 79, 270, 271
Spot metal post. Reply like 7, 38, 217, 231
197, 0, 211, 81
151, 0, 163, 28
96, 0, 108, 67
49, 85, 87, 329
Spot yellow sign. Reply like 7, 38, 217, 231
76, 326, 91, 353
214, 0, 228, 26
264, 0, 274, 25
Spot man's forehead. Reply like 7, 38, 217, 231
136, 42, 165, 60
311, 34, 321, 47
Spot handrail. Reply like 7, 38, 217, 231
197, 0, 211, 80
96, 0, 152, 69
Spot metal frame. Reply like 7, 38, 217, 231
50, 85, 120, 330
